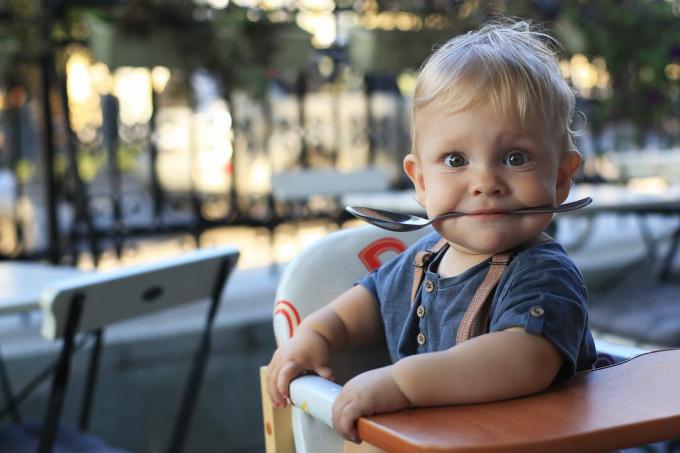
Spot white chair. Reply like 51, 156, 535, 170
0, 246, 239, 453
262, 225, 428, 453
260, 225, 660, 452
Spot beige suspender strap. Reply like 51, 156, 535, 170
455, 232, 553, 345
410, 238, 448, 305
408, 232, 553, 343
455, 252, 512, 344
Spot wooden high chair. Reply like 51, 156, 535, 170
260, 225, 680, 452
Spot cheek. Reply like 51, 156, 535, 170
425, 176, 464, 207
424, 169, 463, 192
516, 174, 557, 202
541, 161, 562, 192
521, 212, 554, 232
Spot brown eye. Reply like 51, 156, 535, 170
504, 151, 529, 166
445, 153, 467, 168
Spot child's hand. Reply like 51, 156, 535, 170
332, 365, 411, 443
266, 328, 334, 408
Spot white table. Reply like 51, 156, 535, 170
568, 183, 680, 214
0, 262, 84, 316
0, 262, 84, 423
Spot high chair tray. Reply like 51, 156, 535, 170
358, 349, 680, 453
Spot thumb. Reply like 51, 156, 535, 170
315, 365, 335, 381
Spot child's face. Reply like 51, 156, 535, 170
404, 102, 581, 255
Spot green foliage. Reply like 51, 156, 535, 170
68, 2, 275, 98
560, 0, 680, 141
366, 0, 679, 145
24, 0, 679, 143
208, 9, 275, 99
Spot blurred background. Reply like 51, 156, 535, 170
0, 1, 679, 452
0, 0, 678, 266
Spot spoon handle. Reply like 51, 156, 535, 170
511, 197, 592, 214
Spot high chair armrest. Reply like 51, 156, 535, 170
357, 349, 680, 452
289, 375, 342, 429
283, 339, 653, 429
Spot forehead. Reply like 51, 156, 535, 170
414, 102, 556, 153
417, 77, 544, 129
415, 52, 545, 123
413, 49, 573, 154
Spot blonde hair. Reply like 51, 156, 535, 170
413, 20, 577, 153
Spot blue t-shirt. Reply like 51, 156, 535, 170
360, 231, 597, 383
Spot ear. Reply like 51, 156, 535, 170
403, 153, 426, 207
555, 150, 582, 203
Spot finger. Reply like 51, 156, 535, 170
267, 363, 286, 407
344, 404, 361, 443
343, 415, 360, 443
277, 363, 303, 399
348, 427, 360, 444
332, 395, 350, 440
331, 394, 344, 430
268, 378, 284, 407
335, 402, 361, 443
314, 365, 334, 381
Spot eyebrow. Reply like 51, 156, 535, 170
497, 128, 536, 142
432, 132, 538, 152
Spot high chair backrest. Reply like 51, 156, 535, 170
270, 225, 430, 453
273, 225, 431, 346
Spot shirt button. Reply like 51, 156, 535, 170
416, 305, 426, 318
530, 306, 545, 317
417, 333, 426, 345
423, 280, 435, 292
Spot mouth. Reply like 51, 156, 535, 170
464, 209, 510, 220
467, 208, 509, 215
467, 209, 507, 215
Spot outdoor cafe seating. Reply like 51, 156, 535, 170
260, 225, 680, 452
0, 247, 239, 452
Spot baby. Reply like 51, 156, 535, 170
267, 19, 597, 445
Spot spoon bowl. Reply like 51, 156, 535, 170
346, 197, 592, 232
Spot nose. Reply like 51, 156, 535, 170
469, 166, 507, 197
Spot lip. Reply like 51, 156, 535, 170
467, 209, 509, 215
464, 209, 510, 220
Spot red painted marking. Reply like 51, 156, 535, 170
358, 237, 407, 271
275, 308, 295, 338
275, 300, 301, 324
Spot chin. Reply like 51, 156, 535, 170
440, 228, 536, 255
435, 218, 550, 254
466, 237, 517, 255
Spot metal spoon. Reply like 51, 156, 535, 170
346, 197, 592, 232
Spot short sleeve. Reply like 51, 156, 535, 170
359, 269, 380, 304
489, 258, 589, 382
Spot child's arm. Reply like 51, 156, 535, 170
266, 285, 383, 408
391, 328, 562, 405
332, 328, 562, 442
